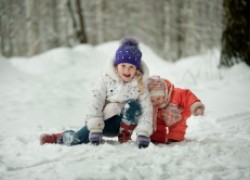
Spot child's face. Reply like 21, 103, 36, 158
150, 95, 165, 106
116, 63, 137, 82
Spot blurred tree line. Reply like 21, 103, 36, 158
0, 0, 249, 66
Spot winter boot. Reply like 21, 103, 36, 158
118, 123, 137, 143
40, 133, 63, 145
118, 100, 142, 143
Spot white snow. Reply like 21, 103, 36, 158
0, 42, 250, 180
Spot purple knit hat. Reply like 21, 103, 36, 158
114, 37, 142, 68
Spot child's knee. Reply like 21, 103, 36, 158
167, 131, 185, 142
118, 100, 141, 143
150, 131, 167, 143
121, 100, 142, 125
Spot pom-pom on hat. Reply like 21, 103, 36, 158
114, 37, 142, 68
148, 76, 167, 97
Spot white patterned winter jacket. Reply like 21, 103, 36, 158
86, 60, 153, 137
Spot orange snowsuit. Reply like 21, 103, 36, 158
150, 79, 204, 143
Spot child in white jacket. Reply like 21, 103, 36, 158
40, 37, 153, 148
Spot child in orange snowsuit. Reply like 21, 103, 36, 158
147, 76, 205, 144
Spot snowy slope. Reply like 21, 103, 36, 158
0, 42, 250, 180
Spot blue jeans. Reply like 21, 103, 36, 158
59, 99, 142, 146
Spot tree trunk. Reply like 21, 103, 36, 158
76, 0, 87, 43
220, 0, 250, 67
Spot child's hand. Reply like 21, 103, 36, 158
195, 107, 204, 116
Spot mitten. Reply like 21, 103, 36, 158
136, 135, 150, 149
89, 132, 102, 145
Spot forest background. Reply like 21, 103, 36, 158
1, 0, 224, 62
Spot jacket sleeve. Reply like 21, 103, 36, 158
135, 86, 153, 137
172, 88, 204, 116
86, 74, 107, 133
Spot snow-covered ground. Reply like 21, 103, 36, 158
0, 42, 250, 180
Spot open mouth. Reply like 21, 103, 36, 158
123, 74, 131, 78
